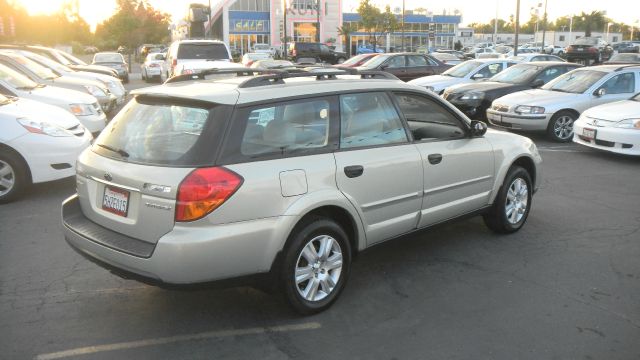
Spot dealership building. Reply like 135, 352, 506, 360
199, 0, 462, 54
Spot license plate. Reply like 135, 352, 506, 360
102, 186, 130, 217
577, 48, 584, 51
582, 127, 596, 140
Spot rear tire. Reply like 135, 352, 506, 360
281, 217, 351, 315
0, 150, 29, 204
483, 166, 532, 234
547, 110, 576, 142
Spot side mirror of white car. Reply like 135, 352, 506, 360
595, 88, 607, 97
472, 73, 484, 80
470, 120, 488, 137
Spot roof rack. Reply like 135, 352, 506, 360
238, 69, 398, 88
614, 64, 640, 71
164, 67, 285, 84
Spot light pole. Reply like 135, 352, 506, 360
514, 0, 520, 56
283, 0, 288, 59
541, 0, 548, 50
401, 0, 405, 51
569, 15, 573, 44
316, 0, 321, 42
606, 22, 612, 42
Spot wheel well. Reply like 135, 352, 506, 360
553, 108, 580, 120
0, 143, 32, 183
302, 206, 359, 256
512, 156, 536, 186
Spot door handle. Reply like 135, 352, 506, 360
428, 154, 443, 165
344, 165, 364, 178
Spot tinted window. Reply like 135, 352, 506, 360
491, 63, 540, 84
394, 93, 465, 141
93, 99, 215, 166
407, 55, 427, 66
444, 61, 482, 78
386, 56, 405, 68
94, 53, 125, 63
600, 73, 636, 94
238, 99, 331, 156
340, 92, 407, 148
177, 43, 230, 60
476, 63, 504, 78
534, 67, 563, 83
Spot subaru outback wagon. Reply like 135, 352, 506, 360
62, 69, 542, 314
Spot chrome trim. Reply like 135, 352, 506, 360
89, 175, 140, 192
424, 175, 493, 196
361, 191, 422, 211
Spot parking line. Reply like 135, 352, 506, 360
35, 322, 321, 360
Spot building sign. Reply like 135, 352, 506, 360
288, 0, 320, 16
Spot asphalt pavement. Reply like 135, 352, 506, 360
1, 76, 639, 360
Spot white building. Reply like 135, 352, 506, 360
533, 31, 623, 47
473, 33, 534, 45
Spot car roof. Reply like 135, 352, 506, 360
173, 39, 226, 44
132, 75, 416, 105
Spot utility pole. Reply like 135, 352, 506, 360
316, 0, 321, 42
541, 0, 547, 51
283, 0, 288, 59
514, 0, 520, 56
493, 0, 498, 44
401, 0, 405, 51
208, 0, 211, 39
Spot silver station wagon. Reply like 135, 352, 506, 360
62, 69, 542, 314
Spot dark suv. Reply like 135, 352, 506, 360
565, 37, 613, 63
288, 42, 347, 64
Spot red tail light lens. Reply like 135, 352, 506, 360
175, 167, 243, 222
172, 58, 177, 70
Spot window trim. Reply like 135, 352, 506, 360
390, 90, 471, 144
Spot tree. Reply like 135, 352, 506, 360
356, 0, 397, 52
337, 25, 353, 56
580, 11, 606, 37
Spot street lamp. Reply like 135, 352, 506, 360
606, 22, 612, 43
283, 0, 288, 59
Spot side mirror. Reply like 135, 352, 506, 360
595, 88, 607, 97
470, 120, 488, 137
472, 73, 485, 80
531, 79, 544, 88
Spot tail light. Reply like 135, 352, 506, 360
171, 58, 177, 71
175, 167, 243, 222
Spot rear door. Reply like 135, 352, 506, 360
392, 92, 495, 227
333, 92, 423, 245
381, 55, 408, 80
405, 55, 434, 80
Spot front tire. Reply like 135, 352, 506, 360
0, 151, 29, 204
281, 217, 351, 315
483, 166, 532, 234
547, 110, 576, 142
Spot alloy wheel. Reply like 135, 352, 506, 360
505, 177, 529, 224
294, 235, 343, 302
553, 115, 574, 140
0, 160, 15, 196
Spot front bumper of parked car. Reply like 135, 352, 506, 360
486, 109, 551, 131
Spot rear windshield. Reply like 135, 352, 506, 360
94, 53, 124, 63
177, 43, 230, 60
574, 38, 598, 46
92, 98, 223, 166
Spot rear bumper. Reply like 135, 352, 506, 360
62, 194, 288, 284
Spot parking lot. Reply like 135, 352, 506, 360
1, 73, 639, 359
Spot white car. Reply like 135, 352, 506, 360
0, 63, 108, 135
573, 93, 640, 155
544, 45, 565, 56
0, 94, 91, 203
409, 59, 518, 95
487, 65, 640, 142
241, 52, 272, 67
251, 43, 277, 57
508, 53, 565, 63
141, 53, 166, 83
165, 40, 236, 77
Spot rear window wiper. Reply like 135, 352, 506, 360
97, 143, 129, 158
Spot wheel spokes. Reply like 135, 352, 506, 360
301, 242, 319, 264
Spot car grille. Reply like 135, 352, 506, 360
492, 104, 510, 113
66, 124, 85, 137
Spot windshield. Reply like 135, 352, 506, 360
609, 53, 640, 62
0, 63, 40, 89
574, 38, 598, 46
94, 53, 124, 63
8, 54, 58, 80
360, 54, 389, 68
342, 54, 369, 66
542, 69, 607, 94
490, 64, 540, 84
443, 61, 481, 78
22, 51, 73, 74
58, 50, 87, 65
177, 43, 230, 60
93, 98, 215, 166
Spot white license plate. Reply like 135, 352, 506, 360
582, 128, 596, 140
102, 186, 130, 217
577, 48, 584, 51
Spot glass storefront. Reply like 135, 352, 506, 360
293, 22, 318, 42
229, 34, 271, 55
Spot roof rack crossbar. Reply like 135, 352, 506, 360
165, 67, 285, 84
238, 69, 398, 88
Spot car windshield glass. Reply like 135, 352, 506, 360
23, 51, 72, 73
94, 54, 124, 63
0, 63, 39, 89
490, 64, 540, 84
542, 69, 607, 93
58, 50, 87, 65
177, 43, 230, 60
574, 38, 598, 46
9, 54, 58, 79
93, 98, 215, 166
443, 61, 481, 78
360, 54, 389, 68
342, 54, 368, 66
609, 54, 640, 62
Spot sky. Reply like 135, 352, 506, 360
10, 0, 640, 31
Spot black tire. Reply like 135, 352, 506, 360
547, 110, 576, 142
597, 52, 602, 63
0, 150, 29, 204
281, 217, 351, 315
483, 166, 533, 234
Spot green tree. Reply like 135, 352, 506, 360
337, 25, 353, 57
356, 0, 397, 52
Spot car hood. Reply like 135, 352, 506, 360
17, 85, 97, 107
447, 81, 516, 94
583, 99, 640, 120
408, 75, 465, 89
494, 89, 580, 107
50, 75, 105, 90
1, 97, 80, 129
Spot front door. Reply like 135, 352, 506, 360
591, 72, 638, 108
333, 92, 423, 245
392, 92, 495, 227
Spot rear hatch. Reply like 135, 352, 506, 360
75, 96, 229, 244
176, 42, 231, 70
